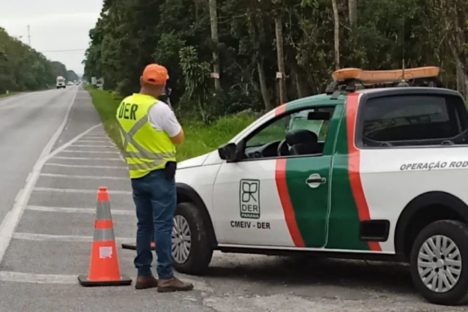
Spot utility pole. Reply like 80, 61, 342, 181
332, 0, 340, 69
209, 0, 221, 93
27, 25, 31, 46
348, 0, 357, 27
274, 14, 287, 105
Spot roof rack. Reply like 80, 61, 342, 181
326, 66, 443, 95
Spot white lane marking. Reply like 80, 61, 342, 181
51, 156, 122, 161
83, 135, 107, 138
27, 205, 133, 215
0, 89, 80, 263
70, 144, 115, 148
33, 187, 131, 195
14, 189, 24, 203
77, 140, 112, 143
13, 232, 133, 243
59, 150, 120, 154
26, 172, 32, 183
40, 173, 128, 180
44, 163, 125, 169
0, 271, 76, 285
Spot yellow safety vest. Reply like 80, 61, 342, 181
116, 93, 176, 179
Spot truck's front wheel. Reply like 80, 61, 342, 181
410, 220, 468, 305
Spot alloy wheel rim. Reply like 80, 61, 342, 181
172, 215, 191, 264
417, 235, 462, 293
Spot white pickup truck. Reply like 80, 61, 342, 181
173, 67, 468, 305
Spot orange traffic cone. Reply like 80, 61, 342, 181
78, 186, 132, 286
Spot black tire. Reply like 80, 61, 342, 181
172, 202, 213, 275
410, 220, 468, 305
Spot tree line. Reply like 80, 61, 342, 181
0, 27, 78, 94
83, 0, 467, 121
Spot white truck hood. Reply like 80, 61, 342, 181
177, 150, 223, 169
177, 153, 210, 169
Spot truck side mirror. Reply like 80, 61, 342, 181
218, 143, 239, 162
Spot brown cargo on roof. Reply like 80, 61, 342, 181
332, 66, 440, 83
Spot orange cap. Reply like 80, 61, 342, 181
142, 64, 169, 86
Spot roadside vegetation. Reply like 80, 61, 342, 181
177, 114, 255, 160
84, 0, 465, 161
83, 0, 467, 123
0, 28, 78, 94
0, 91, 17, 98
87, 87, 123, 150
87, 87, 255, 161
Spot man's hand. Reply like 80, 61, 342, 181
170, 129, 185, 145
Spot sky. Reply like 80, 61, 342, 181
0, 0, 104, 76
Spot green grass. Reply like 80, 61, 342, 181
86, 87, 256, 161
86, 87, 124, 150
0, 91, 17, 98
177, 115, 255, 160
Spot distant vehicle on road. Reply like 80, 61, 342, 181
56, 76, 66, 89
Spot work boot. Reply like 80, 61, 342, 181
157, 277, 194, 292
135, 275, 158, 290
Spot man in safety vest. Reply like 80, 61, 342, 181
116, 64, 193, 292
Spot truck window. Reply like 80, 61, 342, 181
359, 95, 467, 147
244, 107, 334, 159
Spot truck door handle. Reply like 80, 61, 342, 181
306, 173, 326, 188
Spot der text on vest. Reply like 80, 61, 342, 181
118, 102, 138, 120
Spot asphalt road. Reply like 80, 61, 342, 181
0, 89, 76, 224
0, 87, 467, 311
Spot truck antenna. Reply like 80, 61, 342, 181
398, 19, 409, 87
401, 18, 405, 80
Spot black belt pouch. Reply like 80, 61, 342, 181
164, 161, 177, 180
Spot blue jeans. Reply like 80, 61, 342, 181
131, 169, 176, 279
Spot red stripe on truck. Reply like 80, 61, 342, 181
275, 104, 286, 116
346, 93, 381, 252
275, 158, 305, 247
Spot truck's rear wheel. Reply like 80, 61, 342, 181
171, 202, 213, 275
410, 220, 468, 305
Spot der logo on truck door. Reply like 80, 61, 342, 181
239, 179, 260, 219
